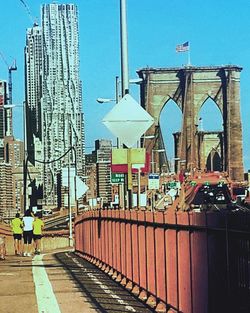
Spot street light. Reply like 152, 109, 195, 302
141, 134, 155, 149
151, 149, 165, 173
128, 78, 143, 84
172, 157, 180, 173
67, 122, 79, 247
96, 98, 116, 104
96, 78, 142, 104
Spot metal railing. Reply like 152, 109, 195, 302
75, 209, 250, 313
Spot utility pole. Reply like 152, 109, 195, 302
120, 0, 133, 209
120, 0, 129, 97
23, 101, 28, 212
68, 124, 73, 247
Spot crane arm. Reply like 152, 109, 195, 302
0, 51, 9, 67
19, 0, 35, 24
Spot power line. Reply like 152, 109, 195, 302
34, 147, 74, 164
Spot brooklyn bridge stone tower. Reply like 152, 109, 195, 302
138, 66, 244, 181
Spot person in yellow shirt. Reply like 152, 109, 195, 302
32, 213, 44, 255
11, 213, 23, 255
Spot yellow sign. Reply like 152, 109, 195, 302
112, 148, 146, 190
112, 148, 146, 164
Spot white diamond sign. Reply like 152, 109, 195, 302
102, 94, 154, 147
62, 168, 88, 199
76, 176, 88, 199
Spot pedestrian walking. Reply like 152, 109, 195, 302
33, 213, 44, 255
0, 236, 6, 260
11, 213, 23, 255
23, 210, 34, 257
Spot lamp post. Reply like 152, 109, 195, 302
97, 76, 143, 209
151, 149, 165, 173
120, 0, 129, 96
67, 146, 74, 247
141, 134, 155, 149
97, 75, 120, 149
68, 120, 79, 246
172, 157, 180, 173
96, 98, 116, 104
96, 77, 142, 106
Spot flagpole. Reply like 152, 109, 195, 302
187, 42, 191, 66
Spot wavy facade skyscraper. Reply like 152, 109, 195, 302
25, 4, 85, 207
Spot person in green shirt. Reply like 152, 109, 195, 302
32, 213, 44, 255
11, 213, 23, 255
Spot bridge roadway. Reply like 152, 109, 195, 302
0, 249, 154, 313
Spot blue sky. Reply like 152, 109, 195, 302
1, 0, 250, 169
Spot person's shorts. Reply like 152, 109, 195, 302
33, 234, 42, 240
13, 234, 22, 240
23, 231, 33, 244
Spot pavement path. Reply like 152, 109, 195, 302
0, 255, 38, 313
0, 250, 154, 313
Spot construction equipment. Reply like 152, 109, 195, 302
7, 59, 17, 105
19, 0, 38, 26
0, 51, 17, 137
0, 52, 17, 105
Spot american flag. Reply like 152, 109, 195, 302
176, 41, 189, 52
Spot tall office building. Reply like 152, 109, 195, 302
25, 4, 85, 206
25, 24, 43, 167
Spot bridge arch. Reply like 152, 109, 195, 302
206, 148, 222, 172
159, 98, 182, 171
138, 66, 244, 181
197, 96, 223, 131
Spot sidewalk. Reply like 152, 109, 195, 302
0, 254, 38, 313
0, 250, 98, 313
0, 250, 154, 313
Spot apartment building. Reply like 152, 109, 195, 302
0, 163, 14, 218
95, 139, 112, 205
25, 4, 85, 206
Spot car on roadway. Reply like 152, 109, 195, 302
42, 209, 53, 216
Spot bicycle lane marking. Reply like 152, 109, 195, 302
32, 254, 61, 313
67, 253, 136, 312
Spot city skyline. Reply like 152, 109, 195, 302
1, 1, 250, 169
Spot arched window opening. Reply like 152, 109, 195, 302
198, 98, 223, 131
206, 150, 222, 172
159, 99, 182, 171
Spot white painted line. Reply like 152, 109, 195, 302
32, 254, 61, 313
0, 272, 14, 276
70, 255, 136, 312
